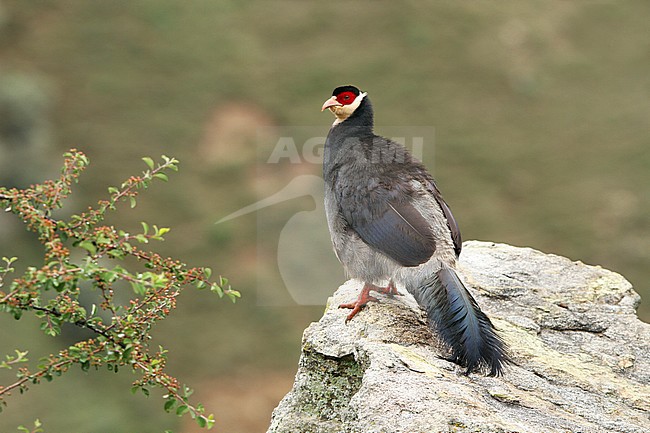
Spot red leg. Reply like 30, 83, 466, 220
339, 281, 399, 322
378, 280, 399, 296
339, 283, 378, 322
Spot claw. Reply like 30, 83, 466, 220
339, 281, 398, 322
339, 294, 379, 322
382, 280, 399, 296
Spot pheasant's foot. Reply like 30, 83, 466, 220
339, 281, 397, 322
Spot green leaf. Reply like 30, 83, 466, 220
210, 283, 223, 297
130, 281, 146, 296
108, 249, 126, 259
205, 414, 216, 429
141, 221, 149, 235
164, 399, 176, 412
227, 290, 241, 303
203, 267, 212, 279
142, 157, 155, 170
153, 172, 168, 182
96, 234, 111, 245
176, 405, 189, 416
130, 196, 137, 208
77, 240, 97, 255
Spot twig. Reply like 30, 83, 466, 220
0, 289, 19, 303
29, 305, 117, 344
0, 359, 72, 397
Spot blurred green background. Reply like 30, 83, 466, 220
1, 1, 648, 432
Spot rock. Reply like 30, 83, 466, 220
267, 241, 650, 433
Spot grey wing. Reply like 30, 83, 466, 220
341, 190, 436, 267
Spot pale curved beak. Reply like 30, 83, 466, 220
321, 96, 341, 112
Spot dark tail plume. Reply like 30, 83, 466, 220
406, 264, 509, 376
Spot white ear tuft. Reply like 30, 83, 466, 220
332, 91, 367, 125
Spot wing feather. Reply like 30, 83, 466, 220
350, 198, 435, 267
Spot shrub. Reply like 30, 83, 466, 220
0, 150, 239, 430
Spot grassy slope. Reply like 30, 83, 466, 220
1, 1, 648, 431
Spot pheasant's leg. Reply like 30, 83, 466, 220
339, 281, 398, 322
378, 280, 399, 296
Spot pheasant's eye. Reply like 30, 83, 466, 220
336, 91, 356, 105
